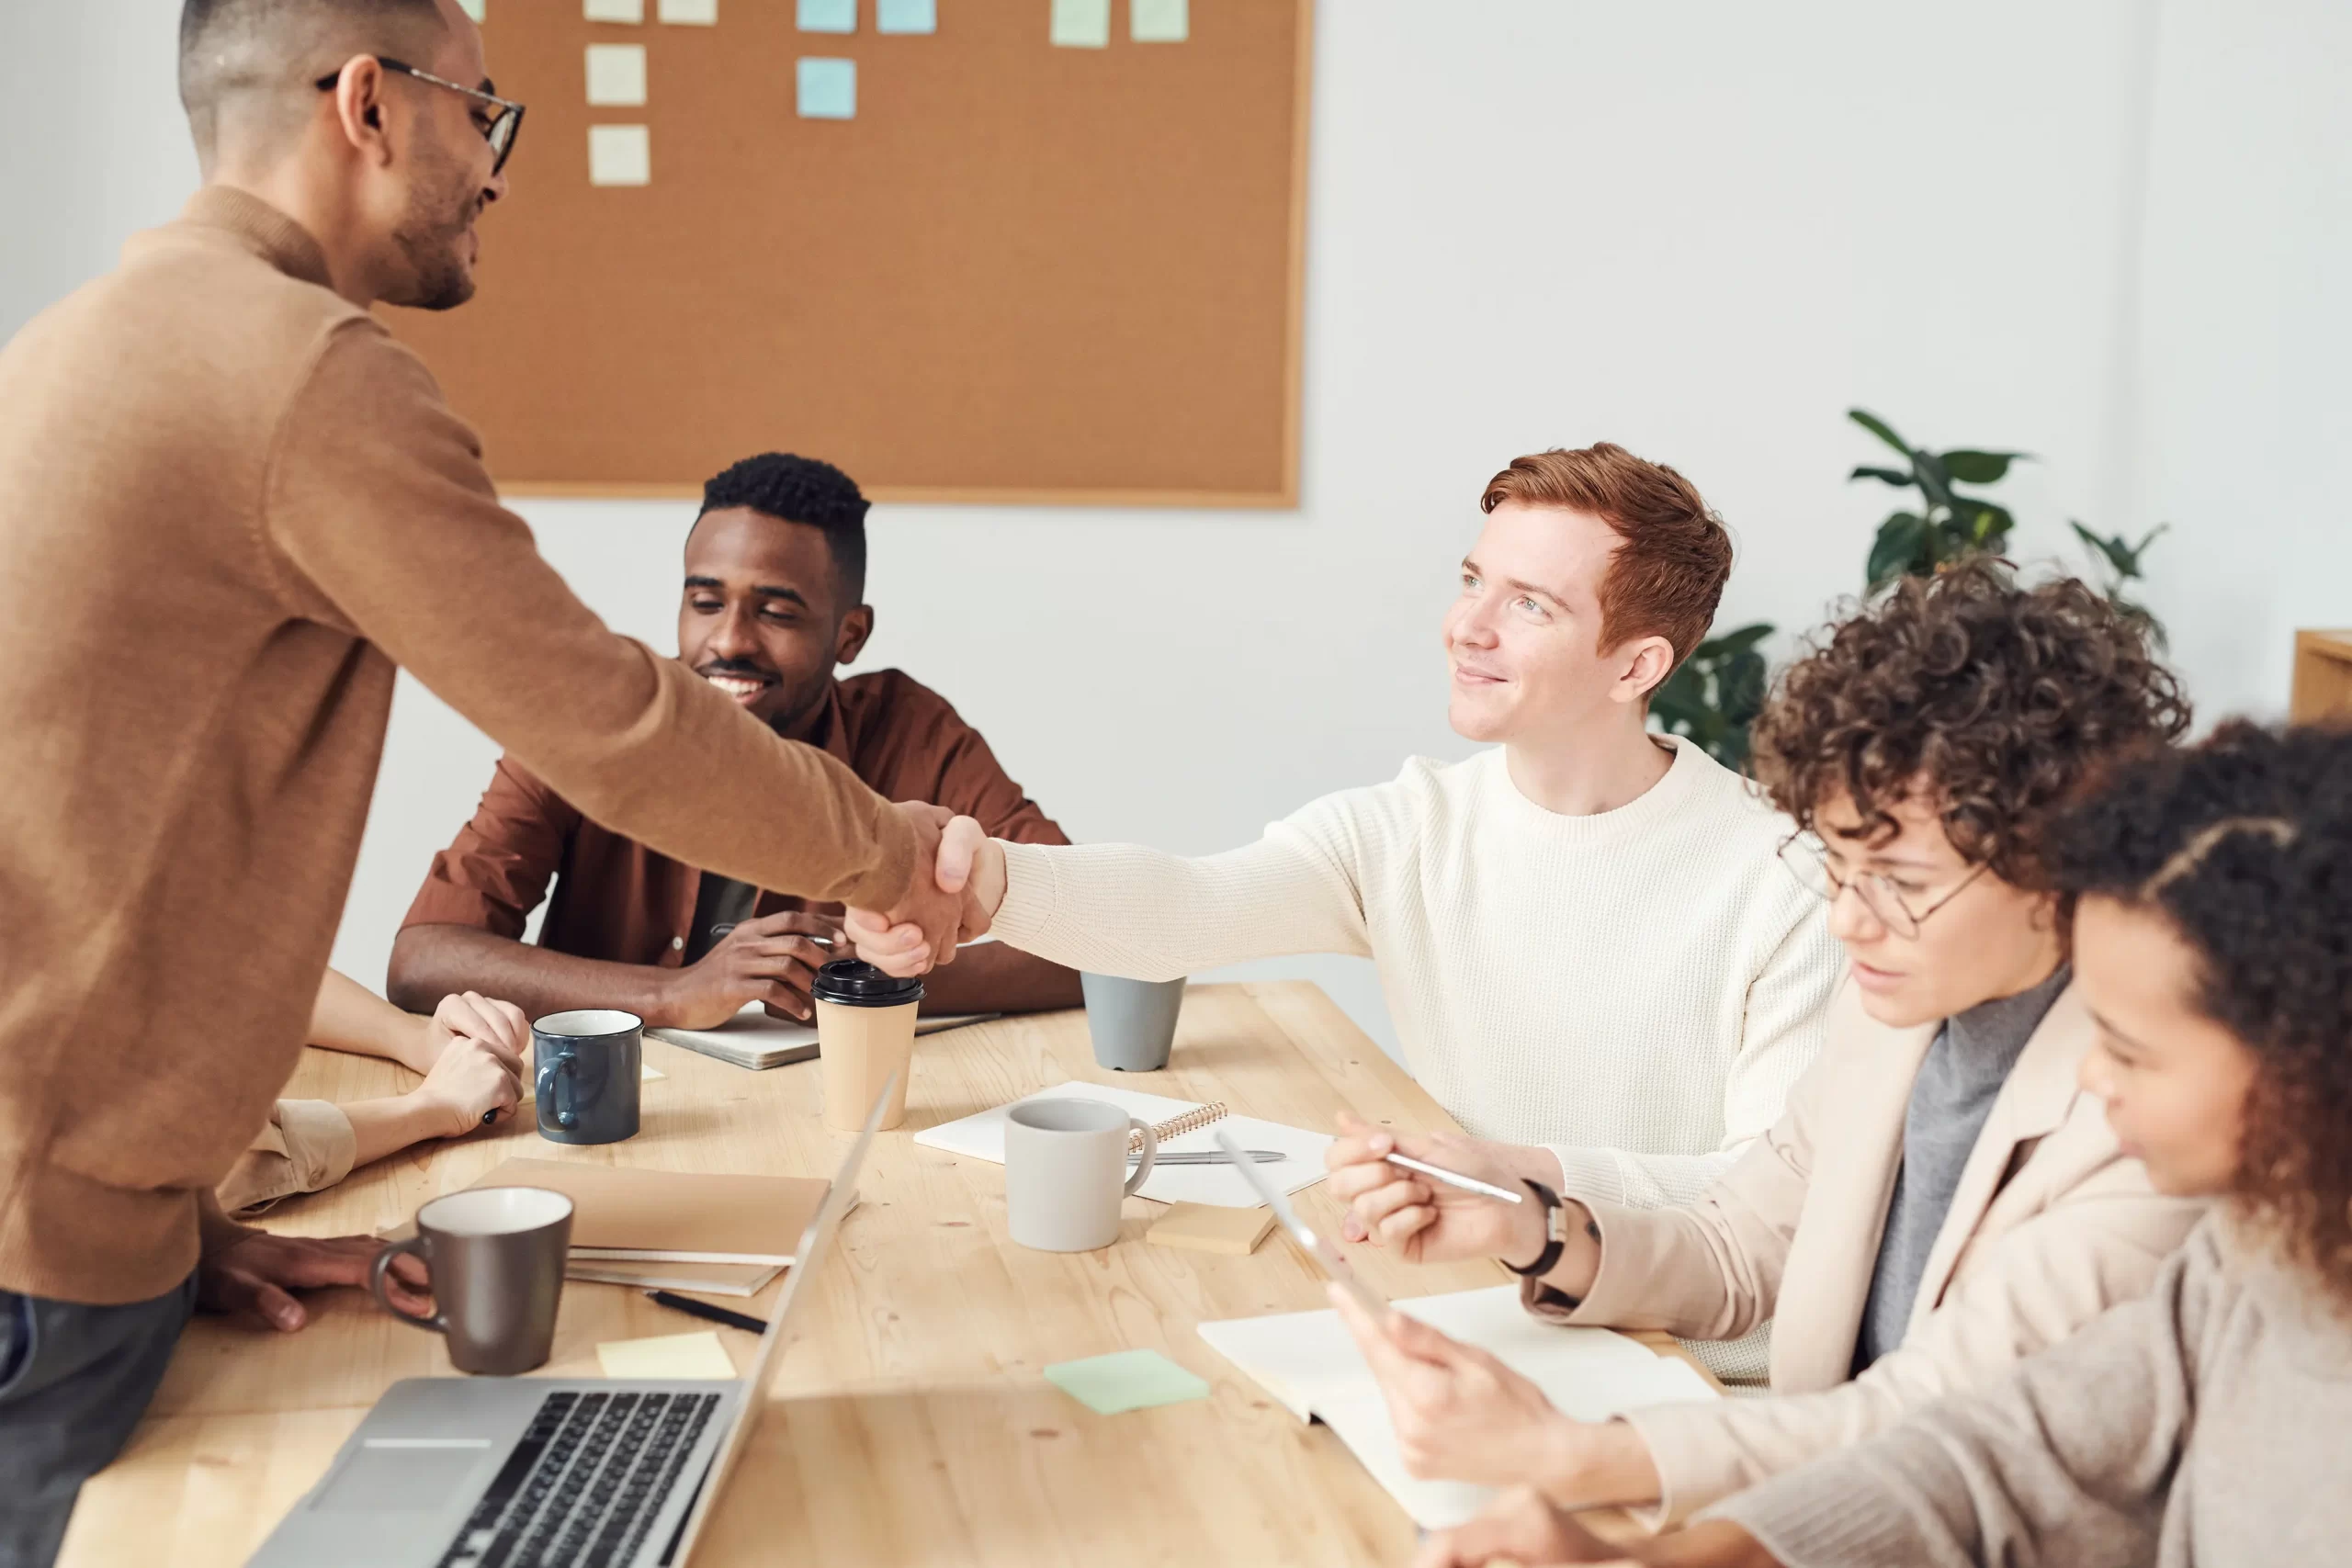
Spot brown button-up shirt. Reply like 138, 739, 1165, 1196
403, 669, 1066, 965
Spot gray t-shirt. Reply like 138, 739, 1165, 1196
1853, 964, 2072, 1372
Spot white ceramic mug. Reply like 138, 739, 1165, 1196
1004, 1099, 1158, 1252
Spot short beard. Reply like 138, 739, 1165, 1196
387, 134, 481, 311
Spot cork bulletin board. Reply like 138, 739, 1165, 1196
395, 0, 1314, 506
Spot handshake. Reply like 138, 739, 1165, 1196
856, 806, 1012, 975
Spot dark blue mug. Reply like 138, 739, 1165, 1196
532, 1009, 642, 1145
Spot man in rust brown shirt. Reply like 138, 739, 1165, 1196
391, 453, 1080, 1027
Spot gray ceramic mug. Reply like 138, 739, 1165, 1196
369, 1186, 574, 1375
1004, 1098, 1158, 1251
1081, 974, 1187, 1071
533, 1009, 642, 1145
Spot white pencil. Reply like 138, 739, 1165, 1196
1384, 1152, 1525, 1204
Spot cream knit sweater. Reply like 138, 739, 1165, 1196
992, 739, 1846, 1209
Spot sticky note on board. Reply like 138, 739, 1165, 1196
1049, 0, 1109, 49
458, 0, 486, 22
597, 1330, 739, 1381
587, 124, 651, 186
1044, 1350, 1210, 1415
584, 44, 648, 106
1131, 0, 1187, 42
583, 0, 644, 22
876, 0, 936, 34
796, 57, 857, 118
659, 0, 719, 21
797, 0, 856, 32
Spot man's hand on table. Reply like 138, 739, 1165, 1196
198, 1230, 429, 1332
844, 809, 1001, 976
654, 910, 844, 1026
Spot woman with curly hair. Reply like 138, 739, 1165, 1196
1317, 558, 2208, 1528
1419, 719, 2352, 1567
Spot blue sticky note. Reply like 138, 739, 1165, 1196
796, 57, 856, 118
876, 0, 935, 34
797, 0, 855, 33
1043, 1350, 1210, 1416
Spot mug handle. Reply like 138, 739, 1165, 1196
536, 1054, 578, 1129
368, 1235, 445, 1333
1123, 1119, 1158, 1196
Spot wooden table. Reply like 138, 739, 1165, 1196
61, 982, 1693, 1566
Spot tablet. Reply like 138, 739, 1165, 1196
1216, 1128, 1390, 1320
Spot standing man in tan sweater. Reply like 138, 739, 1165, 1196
0, 4, 972, 1560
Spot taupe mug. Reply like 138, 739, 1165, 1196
1004, 1098, 1158, 1252
370, 1187, 574, 1375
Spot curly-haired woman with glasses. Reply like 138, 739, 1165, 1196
1318, 558, 2206, 1529
1416, 719, 2352, 1567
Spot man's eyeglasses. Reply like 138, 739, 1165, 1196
314, 57, 526, 175
1777, 837, 1989, 940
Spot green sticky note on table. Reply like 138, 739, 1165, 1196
1044, 1349, 1210, 1416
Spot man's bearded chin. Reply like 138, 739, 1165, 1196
388, 160, 481, 311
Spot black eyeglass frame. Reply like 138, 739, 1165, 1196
313, 56, 526, 175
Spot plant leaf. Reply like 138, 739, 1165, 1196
1867, 513, 1928, 589
1955, 500, 2015, 549
1849, 465, 1915, 488
1938, 450, 2028, 484
1703, 621, 1776, 658
1848, 409, 1912, 458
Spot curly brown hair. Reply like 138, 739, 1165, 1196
2049, 722, 2352, 1308
1749, 558, 2190, 887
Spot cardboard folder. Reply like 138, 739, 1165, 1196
456, 1157, 831, 1267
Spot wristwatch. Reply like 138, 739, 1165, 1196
1503, 1179, 1568, 1279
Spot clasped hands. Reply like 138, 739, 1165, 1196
848, 807, 1008, 975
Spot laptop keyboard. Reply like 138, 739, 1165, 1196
434, 1389, 724, 1568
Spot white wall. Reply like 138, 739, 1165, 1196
5, 2, 2345, 1054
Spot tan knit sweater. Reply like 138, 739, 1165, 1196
0, 188, 913, 1303
1713, 1216, 2352, 1566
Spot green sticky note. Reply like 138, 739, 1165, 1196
1049, 0, 1109, 49
797, 57, 856, 118
797, 0, 855, 33
1131, 0, 1186, 42
1043, 1350, 1210, 1415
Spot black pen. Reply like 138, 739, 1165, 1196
643, 1288, 768, 1336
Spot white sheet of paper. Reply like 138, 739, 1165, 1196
585, 44, 648, 106
583, 0, 645, 22
1131, 0, 1187, 42
1200, 1286, 1719, 1529
1049, 0, 1110, 48
914, 1082, 1332, 1208
587, 123, 651, 186
658, 0, 719, 21
596, 1329, 739, 1381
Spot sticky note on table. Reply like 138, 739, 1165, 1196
1147, 1203, 1276, 1257
597, 1330, 738, 1381
658, 0, 718, 20
796, 58, 856, 118
1049, 0, 1109, 49
583, 0, 644, 22
584, 44, 648, 106
1043, 1349, 1210, 1415
876, 0, 935, 34
797, 0, 856, 32
1131, 0, 1187, 41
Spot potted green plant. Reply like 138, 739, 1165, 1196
1651, 621, 1773, 768
1848, 409, 2029, 590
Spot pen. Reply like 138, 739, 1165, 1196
1128, 1150, 1287, 1165
1384, 1152, 1525, 1204
643, 1288, 769, 1336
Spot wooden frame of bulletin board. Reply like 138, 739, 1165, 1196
395, 1, 1313, 508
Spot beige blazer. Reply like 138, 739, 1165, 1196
1527, 980, 2206, 1525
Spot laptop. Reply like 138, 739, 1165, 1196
247, 1077, 894, 1568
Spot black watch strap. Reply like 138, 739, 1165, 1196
1503, 1178, 1565, 1279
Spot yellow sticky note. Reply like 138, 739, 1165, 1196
587, 124, 651, 186
585, 44, 648, 107
659, 0, 719, 20
584, 0, 645, 21
597, 1330, 739, 1380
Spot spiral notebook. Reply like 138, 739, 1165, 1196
913, 1082, 1332, 1208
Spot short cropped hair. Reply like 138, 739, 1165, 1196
697, 453, 871, 606
1750, 558, 2190, 889
1479, 443, 1733, 670
2049, 721, 2352, 1309
179, 0, 447, 157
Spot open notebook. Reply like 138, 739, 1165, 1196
1200, 1285, 1720, 1529
914, 1082, 1333, 1208
649, 1003, 998, 1069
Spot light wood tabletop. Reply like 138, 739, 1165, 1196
60, 981, 1696, 1567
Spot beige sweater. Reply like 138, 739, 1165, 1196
1716, 1216, 2352, 1567
0, 188, 913, 1303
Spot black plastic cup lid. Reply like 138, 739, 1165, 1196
810, 958, 924, 1009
